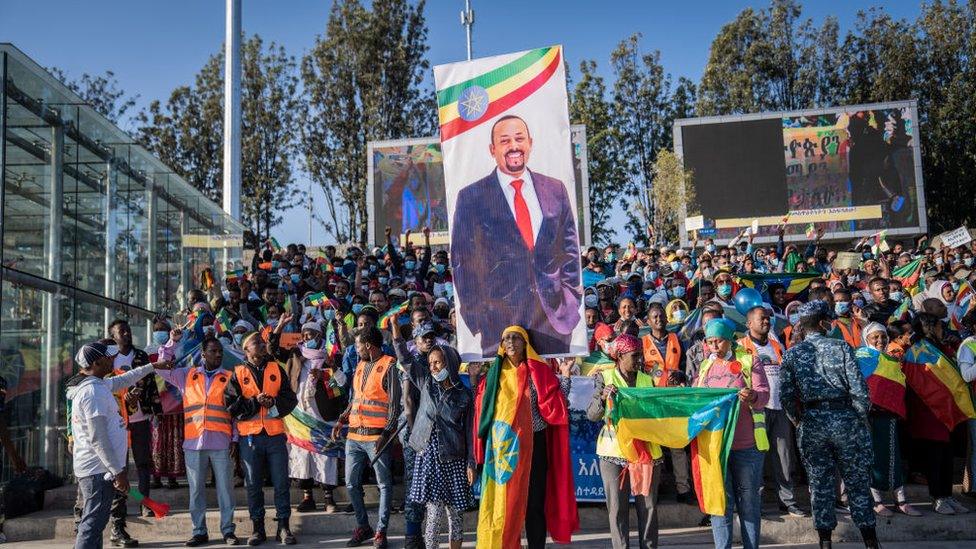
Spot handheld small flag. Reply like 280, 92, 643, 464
892, 258, 923, 290
270, 237, 282, 251
950, 281, 973, 332
258, 304, 269, 323
871, 230, 889, 256
377, 301, 409, 330
200, 269, 214, 291
215, 309, 233, 334
225, 269, 244, 284
622, 242, 638, 262
804, 223, 816, 239
308, 292, 328, 308
127, 488, 170, 519
780, 212, 791, 225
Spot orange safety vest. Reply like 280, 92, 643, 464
110, 369, 131, 447
234, 362, 284, 436
347, 355, 395, 442
641, 332, 682, 387
782, 325, 794, 349
833, 319, 861, 349
183, 368, 233, 440
737, 335, 784, 364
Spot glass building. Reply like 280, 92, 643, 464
0, 44, 244, 479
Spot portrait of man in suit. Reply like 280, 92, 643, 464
451, 114, 582, 357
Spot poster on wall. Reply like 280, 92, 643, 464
675, 101, 926, 245
434, 45, 586, 360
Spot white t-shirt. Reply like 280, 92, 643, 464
753, 340, 783, 410
114, 351, 147, 423
69, 377, 129, 478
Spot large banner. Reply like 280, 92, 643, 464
434, 46, 587, 360
674, 101, 926, 245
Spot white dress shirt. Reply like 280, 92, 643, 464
496, 168, 543, 243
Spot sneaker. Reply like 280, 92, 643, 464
872, 503, 894, 517
110, 527, 139, 548
296, 497, 317, 513
277, 527, 297, 545
185, 534, 209, 547
373, 530, 388, 549
323, 495, 337, 513
346, 526, 375, 547
785, 504, 810, 517
934, 498, 956, 515
948, 497, 971, 514
224, 533, 240, 545
897, 502, 922, 517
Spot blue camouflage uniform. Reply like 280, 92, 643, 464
780, 330, 876, 531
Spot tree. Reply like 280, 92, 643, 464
651, 150, 696, 244
47, 68, 139, 126
300, 0, 435, 245
137, 35, 300, 246
610, 34, 675, 244
568, 60, 625, 246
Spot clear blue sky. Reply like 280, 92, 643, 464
0, 0, 922, 245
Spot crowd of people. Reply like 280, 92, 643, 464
61, 222, 976, 549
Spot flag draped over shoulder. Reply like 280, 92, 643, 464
903, 339, 976, 430
891, 259, 923, 290
609, 387, 740, 516
855, 347, 906, 418
473, 326, 577, 548
950, 281, 974, 332
737, 272, 821, 303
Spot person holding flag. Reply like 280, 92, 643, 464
586, 333, 662, 549
268, 314, 346, 515
154, 336, 240, 546
473, 326, 578, 549
780, 301, 879, 549
693, 318, 769, 549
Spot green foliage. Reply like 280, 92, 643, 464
47, 67, 139, 126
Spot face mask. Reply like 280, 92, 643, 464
290, 274, 301, 284
965, 258, 974, 267
646, 271, 659, 282
584, 294, 598, 308
305, 338, 320, 350
717, 284, 732, 298
352, 304, 364, 315
835, 301, 851, 316
952, 281, 961, 292
369, 264, 377, 273
862, 252, 873, 260
434, 283, 446, 297
789, 313, 800, 324
673, 309, 687, 323
378, 277, 389, 285
360, 269, 370, 277
324, 309, 336, 321
445, 282, 455, 298
889, 291, 904, 303
432, 368, 450, 382
278, 268, 289, 278
670, 261, 681, 272
152, 330, 169, 345
853, 298, 866, 308
405, 260, 416, 270
233, 333, 244, 346
586, 327, 595, 340
435, 263, 446, 274
935, 257, 944, 266
203, 326, 216, 336
706, 244, 716, 253
672, 286, 686, 299
768, 257, 779, 267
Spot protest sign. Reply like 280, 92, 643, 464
685, 215, 704, 232
834, 251, 862, 271
941, 226, 973, 249
434, 46, 586, 360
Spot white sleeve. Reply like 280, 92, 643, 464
89, 415, 125, 476
958, 344, 976, 383
107, 365, 154, 392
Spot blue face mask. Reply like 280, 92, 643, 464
835, 301, 851, 316
670, 261, 681, 272
432, 368, 449, 382
445, 282, 454, 298
305, 338, 320, 350
789, 313, 800, 325
290, 273, 301, 284
152, 330, 169, 345
672, 286, 686, 299
323, 309, 336, 321
352, 303, 364, 315
717, 284, 732, 298
378, 277, 389, 285
889, 291, 904, 303
646, 271, 659, 282
233, 333, 244, 346
369, 264, 377, 273
584, 294, 598, 308
672, 309, 687, 323
405, 260, 416, 270
435, 263, 446, 274
706, 244, 716, 253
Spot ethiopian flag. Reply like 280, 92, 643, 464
891, 258, 923, 290
436, 46, 563, 142
903, 339, 976, 430
856, 347, 906, 418
473, 326, 577, 548
284, 407, 342, 456
580, 349, 614, 375
377, 301, 409, 330
610, 387, 740, 516
738, 272, 821, 303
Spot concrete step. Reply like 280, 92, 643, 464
8, 497, 976, 545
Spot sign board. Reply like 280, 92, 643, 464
941, 226, 973, 249
833, 251, 862, 271
684, 215, 704, 232
182, 234, 244, 249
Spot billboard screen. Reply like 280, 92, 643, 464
367, 126, 591, 246
674, 101, 926, 244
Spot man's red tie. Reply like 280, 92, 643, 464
510, 179, 534, 250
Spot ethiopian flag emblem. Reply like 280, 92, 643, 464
436, 46, 563, 142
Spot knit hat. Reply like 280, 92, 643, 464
704, 318, 735, 341
75, 341, 119, 370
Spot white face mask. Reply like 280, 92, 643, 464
432, 368, 449, 382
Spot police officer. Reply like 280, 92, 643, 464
780, 301, 879, 549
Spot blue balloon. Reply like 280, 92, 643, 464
733, 287, 765, 316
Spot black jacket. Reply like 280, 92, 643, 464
225, 359, 298, 430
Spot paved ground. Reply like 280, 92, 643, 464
6, 531, 976, 548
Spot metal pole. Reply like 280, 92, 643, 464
145, 182, 157, 338
1, 52, 8, 311
104, 160, 116, 331
307, 178, 312, 246
461, 0, 474, 61
223, 0, 242, 223
42, 122, 64, 470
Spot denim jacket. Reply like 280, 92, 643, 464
394, 339, 474, 464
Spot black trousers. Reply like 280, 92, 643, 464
526, 429, 548, 549
922, 440, 954, 499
